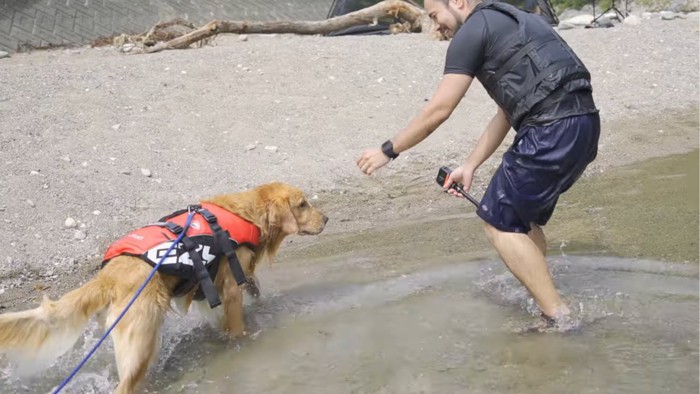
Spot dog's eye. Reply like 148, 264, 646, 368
299, 200, 308, 208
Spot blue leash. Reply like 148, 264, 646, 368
52, 210, 197, 394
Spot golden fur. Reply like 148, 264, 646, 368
0, 182, 327, 393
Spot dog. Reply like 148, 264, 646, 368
0, 182, 328, 393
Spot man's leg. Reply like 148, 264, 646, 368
529, 224, 547, 256
483, 222, 570, 318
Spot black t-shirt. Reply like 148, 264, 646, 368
444, 9, 597, 127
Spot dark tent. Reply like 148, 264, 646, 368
326, 0, 559, 36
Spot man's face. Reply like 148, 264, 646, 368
425, 0, 466, 38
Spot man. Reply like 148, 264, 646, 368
356, 0, 600, 330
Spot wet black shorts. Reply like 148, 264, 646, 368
476, 113, 600, 233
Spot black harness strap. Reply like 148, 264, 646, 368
180, 235, 221, 308
199, 208, 250, 287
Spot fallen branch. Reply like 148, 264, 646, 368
145, 0, 437, 54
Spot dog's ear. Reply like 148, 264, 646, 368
268, 198, 298, 235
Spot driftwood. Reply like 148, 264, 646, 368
143, 0, 439, 54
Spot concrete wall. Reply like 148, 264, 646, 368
0, 0, 331, 52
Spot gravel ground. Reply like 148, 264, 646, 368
0, 13, 697, 309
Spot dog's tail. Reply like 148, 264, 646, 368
0, 276, 112, 375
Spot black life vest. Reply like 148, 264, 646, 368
468, 1, 592, 129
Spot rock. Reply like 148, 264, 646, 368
596, 16, 615, 28
26, 199, 35, 207
264, 146, 279, 152
141, 168, 152, 177
660, 11, 677, 20
120, 169, 132, 175
121, 43, 135, 53
238, 34, 249, 42
30, 170, 40, 176
74, 230, 87, 240
0, 51, 9, 59
93, 210, 101, 215
81, 161, 89, 167
245, 143, 257, 151
623, 15, 642, 25
562, 14, 595, 26
557, 21, 576, 30
377, 77, 384, 83
64, 217, 77, 228
112, 124, 121, 130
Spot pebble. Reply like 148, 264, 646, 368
26, 199, 35, 207
264, 146, 279, 152
238, 34, 248, 42
0, 51, 9, 59
120, 169, 132, 175
141, 168, 152, 177
64, 217, 77, 228
660, 11, 677, 20
93, 210, 100, 215
30, 170, 40, 176
81, 161, 88, 167
74, 230, 87, 240
245, 144, 257, 151
112, 124, 121, 130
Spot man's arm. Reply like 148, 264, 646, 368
357, 73, 473, 175
391, 73, 474, 153
464, 106, 511, 171
442, 106, 511, 196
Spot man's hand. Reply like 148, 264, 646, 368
442, 165, 475, 198
357, 148, 391, 176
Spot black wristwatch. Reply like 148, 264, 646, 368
381, 139, 399, 160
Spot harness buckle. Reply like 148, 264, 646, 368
199, 209, 218, 223
187, 204, 202, 213
165, 222, 184, 234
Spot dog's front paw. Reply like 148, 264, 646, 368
245, 276, 261, 299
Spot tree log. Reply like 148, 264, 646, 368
145, 0, 434, 54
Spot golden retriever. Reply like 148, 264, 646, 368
0, 182, 328, 393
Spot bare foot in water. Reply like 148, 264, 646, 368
517, 309, 582, 334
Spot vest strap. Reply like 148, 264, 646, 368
180, 236, 221, 308
200, 208, 249, 287
489, 36, 558, 84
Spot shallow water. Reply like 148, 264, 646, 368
1, 255, 696, 394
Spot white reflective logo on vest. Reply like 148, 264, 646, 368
146, 241, 217, 266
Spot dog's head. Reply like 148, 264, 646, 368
205, 182, 328, 263
254, 182, 328, 237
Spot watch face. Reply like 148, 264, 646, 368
382, 140, 398, 158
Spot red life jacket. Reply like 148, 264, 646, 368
102, 203, 260, 305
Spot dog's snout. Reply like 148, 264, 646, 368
323, 215, 329, 225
